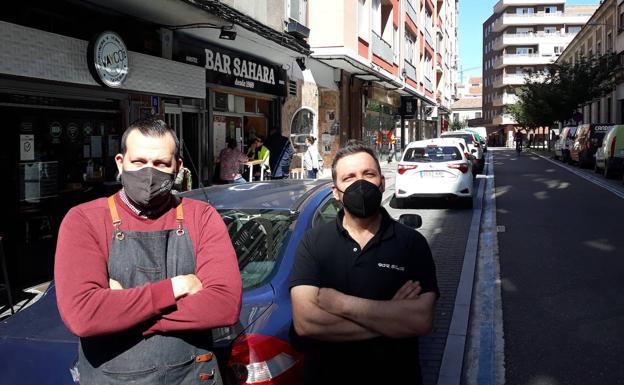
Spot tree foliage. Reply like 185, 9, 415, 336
507, 53, 619, 127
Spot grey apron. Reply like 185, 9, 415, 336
76, 196, 222, 385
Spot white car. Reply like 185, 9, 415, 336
394, 138, 474, 209
440, 131, 484, 173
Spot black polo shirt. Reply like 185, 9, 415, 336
289, 208, 439, 385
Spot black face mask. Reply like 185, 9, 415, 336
121, 167, 175, 209
337, 179, 383, 218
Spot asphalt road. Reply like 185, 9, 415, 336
494, 149, 624, 385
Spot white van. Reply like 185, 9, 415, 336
467, 127, 488, 152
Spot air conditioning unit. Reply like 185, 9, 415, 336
285, 18, 310, 39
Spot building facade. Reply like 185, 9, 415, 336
556, 0, 620, 125
482, 0, 597, 141
308, 0, 459, 151
455, 76, 483, 98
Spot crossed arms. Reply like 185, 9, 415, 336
291, 280, 436, 341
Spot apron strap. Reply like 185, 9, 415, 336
176, 202, 185, 236
108, 196, 125, 241
108, 195, 184, 238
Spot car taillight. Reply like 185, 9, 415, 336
397, 164, 418, 175
227, 334, 303, 385
448, 163, 469, 173
472, 140, 479, 147
610, 136, 616, 157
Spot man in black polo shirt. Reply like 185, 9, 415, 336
290, 143, 438, 385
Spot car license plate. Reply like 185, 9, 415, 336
420, 171, 445, 178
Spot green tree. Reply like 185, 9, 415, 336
507, 53, 619, 130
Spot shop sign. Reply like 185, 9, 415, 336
88, 31, 129, 88
401, 98, 417, 117
173, 37, 286, 96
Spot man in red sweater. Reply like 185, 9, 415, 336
54, 117, 242, 385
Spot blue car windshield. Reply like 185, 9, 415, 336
218, 209, 296, 290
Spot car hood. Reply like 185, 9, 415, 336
0, 282, 279, 384
0, 284, 77, 385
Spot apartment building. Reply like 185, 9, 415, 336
308, 0, 459, 147
556, 0, 620, 124
455, 76, 483, 98
482, 0, 597, 140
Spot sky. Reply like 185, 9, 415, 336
457, 0, 601, 83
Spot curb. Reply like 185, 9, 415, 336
436, 152, 490, 385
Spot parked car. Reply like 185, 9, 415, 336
0, 180, 422, 385
570, 124, 613, 168
555, 126, 578, 163
466, 127, 488, 152
395, 138, 474, 209
440, 130, 484, 173
553, 127, 571, 160
594, 124, 624, 179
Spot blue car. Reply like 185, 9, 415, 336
0, 179, 343, 385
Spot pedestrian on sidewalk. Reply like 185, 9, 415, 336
54, 117, 242, 385
290, 143, 439, 385
265, 128, 295, 179
303, 136, 321, 179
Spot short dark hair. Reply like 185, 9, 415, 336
331, 142, 381, 183
121, 117, 180, 158
226, 137, 238, 149
256, 135, 265, 143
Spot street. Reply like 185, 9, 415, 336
491, 149, 624, 385
381, 148, 624, 385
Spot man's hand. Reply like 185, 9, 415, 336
317, 288, 346, 315
109, 278, 123, 290
171, 274, 203, 300
392, 280, 421, 300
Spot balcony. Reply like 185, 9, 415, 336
372, 31, 394, 64
436, 53, 443, 73
492, 73, 526, 88
493, 53, 557, 69
424, 28, 434, 48
492, 93, 519, 107
492, 113, 516, 125
492, 32, 574, 51
405, 0, 418, 28
404, 59, 417, 81
492, 12, 593, 33
493, 0, 564, 15
424, 76, 433, 92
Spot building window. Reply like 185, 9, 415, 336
288, 0, 308, 25
619, 3, 624, 34
290, 108, 315, 151
516, 7, 535, 15
405, 32, 416, 63
476, 112, 482, 118
568, 26, 581, 34
544, 26, 557, 34
544, 6, 557, 14
607, 32, 613, 52
358, 0, 369, 39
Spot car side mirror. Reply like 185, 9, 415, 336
398, 214, 422, 229
471, 149, 477, 153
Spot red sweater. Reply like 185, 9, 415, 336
54, 192, 242, 338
